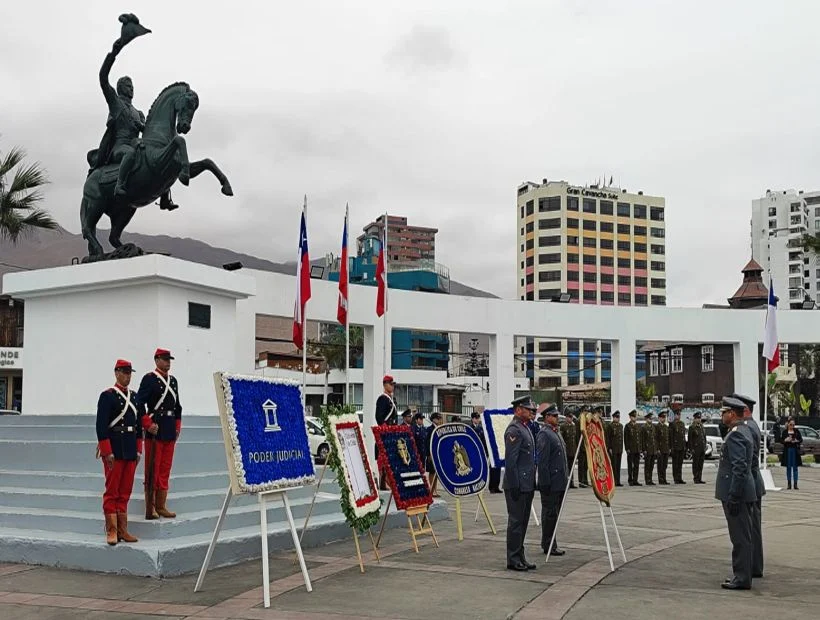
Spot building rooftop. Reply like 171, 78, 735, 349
728, 258, 768, 309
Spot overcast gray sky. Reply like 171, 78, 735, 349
3, 1, 820, 305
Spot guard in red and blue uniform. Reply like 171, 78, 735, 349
137, 348, 182, 520
96, 359, 143, 546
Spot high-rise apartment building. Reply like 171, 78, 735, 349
751, 189, 820, 308
358, 215, 437, 267
515, 179, 667, 388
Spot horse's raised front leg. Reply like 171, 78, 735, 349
174, 135, 191, 186
189, 158, 234, 196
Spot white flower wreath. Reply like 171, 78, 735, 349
326, 412, 381, 519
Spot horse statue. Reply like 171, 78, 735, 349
80, 15, 233, 261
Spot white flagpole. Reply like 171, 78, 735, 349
762, 368, 769, 471
382, 212, 389, 377
344, 204, 350, 406
302, 195, 308, 413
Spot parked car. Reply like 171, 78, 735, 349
772, 425, 820, 457
702, 424, 723, 460
305, 416, 330, 463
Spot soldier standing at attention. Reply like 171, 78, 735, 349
670, 408, 687, 484
732, 392, 765, 579
715, 397, 756, 590
605, 411, 624, 487
575, 408, 589, 488
537, 404, 568, 557
624, 410, 642, 486
560, 409, 578, 489
137, 348, 182, 520
641, 412, 657, 485
504, 396, 538, 572
688, 412, 707, 484
655, 410, 671, 485
96, 359, 143, 545
374, 375, 397, 490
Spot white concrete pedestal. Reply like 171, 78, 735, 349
2, 255, 256, 415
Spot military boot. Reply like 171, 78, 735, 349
117, 513, 138, 543
145, 487, 159, 520
105, 513, 118, 546
155, 490, 176, 518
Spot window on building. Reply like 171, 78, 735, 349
539, 253, 561, 264
671, 347, 683, 373
701, 345, 714, 372
567, 270, 579, 281
526, 239, 534, 250
539, 218, 560, 229
791, 215, 802, 225
600, 239, 613, 249
583, 290, 597, 302
649, 353, 659, 376
600, 256, 614, 266
635, 276, 647, 287
651, 278, 666, 288
789, 276, 802, 289
583, 198, 596, 213
651, 244, 665, 254
619, 257, 631, 268
650, 207, 665, 221
539, 235, 561, 246
791, 202, 802, 213
526, 291, 534, 300
600, 273, 614, 284
600, 200, 613, 215
635, 294, 648, 305
526, 200, 534, 216
585, 271, 597, 283
583, 254, 596, 265
520, 260, 525, 269
633, 226, 646, 236
768, 206, 777, 217
633, 204, 646, 218
651, 295, 667, 305
568, 290, 579, 301
601, 291, 614, 302
583, 237, 597, 248
521, 278, 524, 287
618, 275, 631, 285
537, 289, 556, 300
815, 219, 820, 230
539, 358, 562, 370
567, 217, 579, 228
617, 240, 631, 251
526, 274, 534, 284
562, 253, 577, 265
567, 340, 579, 352
650, 261, 665, 271
618, 292, 631, 304
634, 242, 647, 253
583, 220, 597, 231
567, 235, 579, 246
701, 393, 715, 403
650, 227, 665, 238
617, 223, 630, 234
600, 221, 613, 232
617, 202, 631, 217
539, 196, 561, 212
635, 259, 647, 269
539, 341, 562, 352
769, 219, 777, 228
188, 302, 211, 329
539, 270, 561, 282
525, 256, 534, 267
567, 195, 579, 211
660, 351, 670, 375
521, 227, 524, 236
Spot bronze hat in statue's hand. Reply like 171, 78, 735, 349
118, 13, 151, 46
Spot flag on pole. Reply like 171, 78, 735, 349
376, 224, 387, 317
292, 206, 311, 349
337, 206, 349, 326
763, 278, 780, 372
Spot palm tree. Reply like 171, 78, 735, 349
0, 146, 57, 243
802, 233, 820, 255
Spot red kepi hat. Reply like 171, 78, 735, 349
382, 375, 395, 384
154, 348, 175, 360
114, 359, 134, 371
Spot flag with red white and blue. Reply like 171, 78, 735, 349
337, 207, 349, 327
763, 278, 779, 372
292, 206, 312, 349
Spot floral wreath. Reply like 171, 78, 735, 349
319, 406, 382, 532
218, 372, 316, 494
481, 408, 514, 468
373, 424, 432, 511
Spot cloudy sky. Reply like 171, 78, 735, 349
3, 1, 820, 305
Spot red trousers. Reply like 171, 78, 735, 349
102, 459, 137, 514
144, 439, 176, 491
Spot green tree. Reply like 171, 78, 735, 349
310, 325, 364, 370
0, 146, 57, 243
636, 380, 655, 403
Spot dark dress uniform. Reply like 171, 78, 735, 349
641, 417, 657, 485
137, 353, 182, 520
575, 416, 588, 486
504, 398, 537, 570
537, 421, 568, 555
96, 361, 144, 545
688, 416, 707, 483
715, 405, 756, 590
670, 417, 687, 483
374, 382, 398, 489
655, 417, 671, 484
624, 414, 642, 485
560, 418, 578, 488
605, 415, 624, 487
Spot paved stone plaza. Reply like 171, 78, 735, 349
0, 465, 817, 620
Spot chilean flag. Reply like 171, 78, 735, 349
763, 278, 780, 372
293, 205, 311, 349
337, 206, 349, 326
376, 224, 387, 317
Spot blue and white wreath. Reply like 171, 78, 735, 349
481, 408, 514, 468
218, 372, 316, 494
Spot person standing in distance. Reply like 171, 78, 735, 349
504, 396, 538, 571
655, 410, 671, 485
537, 404, 568, 557
560, 409, 578, 489
641, 412, 657, 485
374, 375, 398, 490
137, 348, 181, 520
669, 408, 687, 484
605, 411, 624, 487
688, 412, 707, 484
715, 397, 756, 590
624, 410, 642, 486
96, 359, 143, 545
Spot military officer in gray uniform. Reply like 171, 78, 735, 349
504, 396, 538, 571
537, 404, 568, 556
715, 396, 756, 590
732, 392, 766, 579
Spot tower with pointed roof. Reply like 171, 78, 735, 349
728, 259, 769, 309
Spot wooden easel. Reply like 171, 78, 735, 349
455, 492, 496, 541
